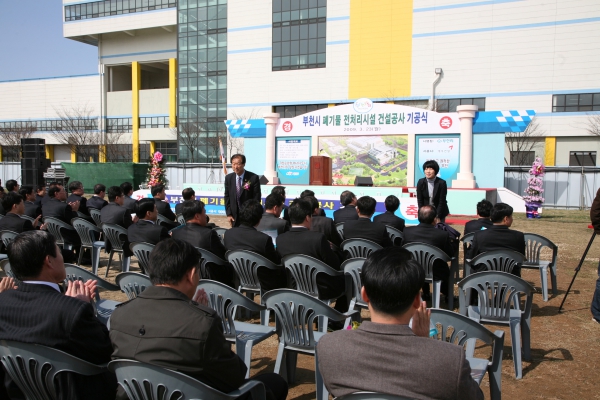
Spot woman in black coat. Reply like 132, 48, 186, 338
416, 160, 449, 222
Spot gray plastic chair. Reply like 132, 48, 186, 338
402, 242, 452, 309
64, 263, 120, 325
157, 213, 177, 228
129, 242, 154, 275
0, 339, 108, 400
0, 230, 18, 248
115, 271, 152, 300
335, 222, 344, 240
430, 309, 504, 400
71, 218, 105, 274
19, 215, 36, 224
466, 249, 525, 277
458, 271, 534, 379
341, 238, 382, 259
196, 280, 276, 378
523, 233, 558, 301
176, 213, 186, 225
89, 208, 103, 228
343, 257, 367, 322
460, 232, 475, 279
282, 254, 344, 301
43, 217, 75, 251
336, 393, 413, 400
214, 227, 227, 244
196, 247, 228, 280
102, 223, 131, 277
0, 259, 19, 284
108, 359, 266, 400
263, 289, 356, 400
385, 225, 404, 246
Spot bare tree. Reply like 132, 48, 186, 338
0, 121, 36, 161
505, 117, 545, 165
171, 121, 206, 163
586, 114, 600, 136
51, 106, 101, 162
104, 129, 132, 162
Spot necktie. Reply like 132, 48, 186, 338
236, 176, 242, 206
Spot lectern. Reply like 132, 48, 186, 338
309, 156, 332, 185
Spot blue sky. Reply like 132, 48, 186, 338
0, 1, 98, 81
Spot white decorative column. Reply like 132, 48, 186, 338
452, 105, 478, 189
263, 113, 280, 184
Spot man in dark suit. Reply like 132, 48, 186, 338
272, 186, 290, 223
256, 193, 289, 235
19, 185, 42, 218
6, 179, 19, 193
0, 192, 38, 233
127, 198, 170, 245
41, 182, 62, 206
109, 239, 287, 400
224, 154, 261, 227
86, 184, 108, 210
67, 181, 89, 216
171, 200, 233, 287
304, 195, 343, 248
333, 190, 359, 224
373, 195, 405, 231
151, 183, 178, 229
42, 185, 81, 261
344, 196, 393, 248
468, 203, 526, 276
175, 187, 196, 216
317, 247, 483, 400
0, 230, 117, 400
120, 182, 137, 214
464, 199, 494, 235
34, 184, 46, 206
403, 205, 453, 300
101, 186, 135, 257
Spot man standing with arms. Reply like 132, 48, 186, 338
224, 154, 261, 227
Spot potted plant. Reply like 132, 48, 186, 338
523, 157, 545, 218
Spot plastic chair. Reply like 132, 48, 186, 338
336, 393, 414, 400
115, 271, 152, 300
0, 230, 18, 248
43, 217, 75, 250
19, 215, 36, 224
282, 254, 344, 301
430, 309, 504, 400
458, 271, 534, 379
214, 227, 227, 244
196, 247, 228, 280
460, 232, 475, 279
108, 359, 266, 400
262, 289, 356, 400
0, 340, 108, 400
0, 259, 19, 284
102, 223, 131, 277
64, 263, 120, 325
196, 280, 276, 378
523, 233, 558, 302
385, 226, 404, 246
341, 238, 382, 259
335, 222, 344, 240
129, 242, 154, 275
343, 258, 367, 322
176, 213, 186, 225
89, 208, 103, 228
71, 218, 105, 274
466, 250, 525, 277
402, 242, 452, 309
157, 213, 177, 228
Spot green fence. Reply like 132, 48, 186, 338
60, 163, 148, 194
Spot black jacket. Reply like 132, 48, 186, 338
0, 212, 34, 234
224, 171, 261, 227
403, 223, 454, 257
127, 220, 170, 245
87, 196, 108, 211
468, 225, 526, 260
256, 212, 290, 236
224, 224, 280, 265
333, 205, 359, 224
24, 200, 42, 218
416, 177, 449, 219
101, 202, 134, 257
67, 194, 89, 216
343, 217, 393, 247
172, 223, 227, 260
310, 215, 343, 247
463, 218, 493, 235
373, 211, 405, 231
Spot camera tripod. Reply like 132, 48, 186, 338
558, 232, 596, 313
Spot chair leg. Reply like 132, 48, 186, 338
92, 245, 102, 275
286, 351, 298, 385
550, 264, 558, 295
521, 315, 532, 362
509, 317, 523, 379
122, 255, 131, 273
317, 315, 328, 333
432, 280, 442, 309
77, 246, 84, 266
540, 265, 549, 302
260, 309, 270, 326
273, 342, 285, 376
315, 350, 329, 400
105, 251, 115, 278
235, 337, 253, 379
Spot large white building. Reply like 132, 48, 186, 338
1, 0, 599, 167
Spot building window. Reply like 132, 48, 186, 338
553, 93, 600, 112
106, 118, 132, 133
155, 141, 178, 162
1, 147, 20, 162
510, 151, 535, 166
436, 98, 485, 112
76, 146, 99, 163
140, 116, 169, 129
64, 0, 176, 22
272, 0, 326, 71
140, 143, 151, 162
570, 151, 596, 166
274, 104, 328, 118
0, 119, 98, 132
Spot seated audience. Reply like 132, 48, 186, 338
271, 185, 291, 223
317, 247, 483, 400
109, 239, 288, 400
175, 187, 196, 215
19, 185, 42, 218
256, 193, 290, 235
5, 179, 19, 193
0, 230, 116, 400
301, 189, 326, 216
152, 183, 178, 228
35, 184, 46, 206
87, 184, 108, 210
41, 182, 62, 206
42, 184, 81, 261
343, 196, 393, 248
101, 186, 134, 257
0, 192, 38, 233
304, 195, 343, 247
403, 205, 453, 301
127, 198, 170, 245
464, 199, 494, 235
333, 190, 359, 224
373, 195, 406, 231
120, 182, 137, 213
67, 181, 89, 216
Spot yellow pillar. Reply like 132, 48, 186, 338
386, 101, 395, 104
544, 137, 556, 166
99, 145, 107, 163
0, 146, 3, 162
328, 104, 336, 108
132, 61, 141, 163
169, 58, 177, 128
150, 141, 156, 156
70, 148, 76, 162
45, 145, 54, 162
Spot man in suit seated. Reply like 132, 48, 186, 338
87, 184, 108, 210
272, 186, 290, 223
304, 195, 343, 248
19, 185, 42, 219
0, 230, 117, 400
333, 190, 359, 224
127, 198, 170, 246
257, 193, 289, 236
468, 202, 525, 276
403, 205, 453, 302
67, 181, 89, 216
109, 239, 288, 400
343, 196, 393, 248
120, 182, 137, 214
0, 192, 40, 233
373, 195, 406, 231
151, 183, 178, 229
171, 200, 234, 287
6, 179, 19, 193
42, 185, 81, 262
317, 247, 483, 400
464, 199, 494, 235
101, 186, 135, 258
35, 184, 46, 206
175, 187, 196, 215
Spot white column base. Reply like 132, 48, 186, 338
452, 172, 476, 188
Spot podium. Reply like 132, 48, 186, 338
309, 156, 332, 185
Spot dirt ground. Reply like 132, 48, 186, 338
96, 210, 600, 399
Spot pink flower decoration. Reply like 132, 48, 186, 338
154, 151, 163, 162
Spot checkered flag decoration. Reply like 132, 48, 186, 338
224, 120, 252, 135
224, 119, 267, 138
496, 110, 536, 132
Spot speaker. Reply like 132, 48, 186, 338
21, 158, 50, 169
21, 169, 45, 187
21, 138, 46, 159
21, 138, 45, 146
354, 176, 374, 187
259, 175, 269, 185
